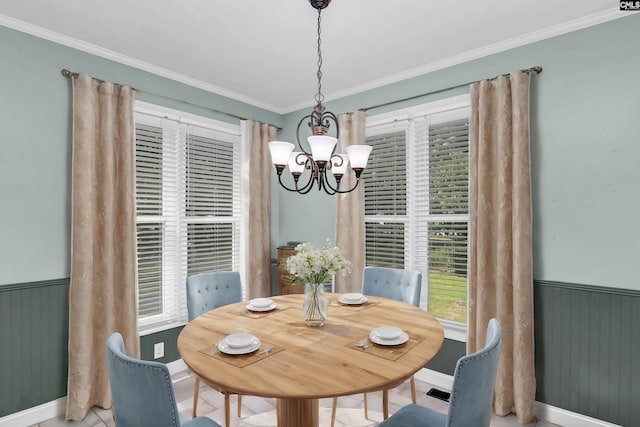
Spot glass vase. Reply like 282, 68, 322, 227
303, 283, 329, 326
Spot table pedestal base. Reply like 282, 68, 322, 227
276, 398, 319, 427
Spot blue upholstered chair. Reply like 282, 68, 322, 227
186, 271, 243, 427
377, 318, 502, 427
106, 332, 221, 427
332, 267, 423, 426
361, 266, 423, 307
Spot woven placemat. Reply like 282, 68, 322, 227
199, 342, 283, 368
229, 305, 291, 319
329, 298, 380, 312
346, 333, 424, 361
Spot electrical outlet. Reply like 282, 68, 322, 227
154, 342, 164, 359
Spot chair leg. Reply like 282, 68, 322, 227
192, 376, 200, 418
224, 393, 231, 427
382, 389, 389, 419
410, 375, 417, 404
330, 397, 338, 427
363, 392, 369, 420
237, 394, 242, 417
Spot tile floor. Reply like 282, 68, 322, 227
34, 369, 559, 427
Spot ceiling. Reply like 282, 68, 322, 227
0, 0, 620, 113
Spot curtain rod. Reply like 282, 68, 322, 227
60, 68, 283, 131
361, 65, 542, 112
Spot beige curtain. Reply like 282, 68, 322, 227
335, 110, 366, 293
66, 75, 138, 420
241, 120, 276, 298
468, 72, 536, 424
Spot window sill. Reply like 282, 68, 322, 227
438, 318, 467, 342
139, 321, 187, 336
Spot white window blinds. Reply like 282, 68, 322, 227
363, 124, 407, 269
364, 97, 470, 327
134, 103, 241, 334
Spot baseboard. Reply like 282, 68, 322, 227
415, 367, 454, 391
167, 358, 188, 375
417, 368, 621, 427
535, 402, 622, 427
0, 397, 66, 427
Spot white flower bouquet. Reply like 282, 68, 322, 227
285, 240, 352, 285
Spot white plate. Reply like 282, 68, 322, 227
341, 292, 364, 303
217, 337, 261, 355
338, 295, 368, 305
369, 329, 409, 346
373, 325, 402, 340
246, 302, 277, 312
250, 298, 274, 308
224, 333, 255, 348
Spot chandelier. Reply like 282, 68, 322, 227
268, 0, 372, 195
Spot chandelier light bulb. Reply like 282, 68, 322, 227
308, 136, 337, 162
269, 141, 295, 166
331, 154, 349, 176
288, 152, 307, 174
345, 145, 373, 169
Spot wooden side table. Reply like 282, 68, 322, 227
277, 246, 303, 295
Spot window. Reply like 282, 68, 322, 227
135, 101, 241, 334
363, 95, 470, 337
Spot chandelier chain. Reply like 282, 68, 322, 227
315, 9, 324, 105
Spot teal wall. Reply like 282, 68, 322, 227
0, 24, 282, 286
274, 14, 640, 290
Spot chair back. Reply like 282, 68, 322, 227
362, 266, 422, 307
446, 318, 502, 427
106, 333, 181, 427
186, 271, 242, 321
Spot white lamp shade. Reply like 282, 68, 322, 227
331, 154, 349, 175
346, 144, 372, 169
308, 135, 337, 162
269, 141, 295, 165
288, 152, 306, 173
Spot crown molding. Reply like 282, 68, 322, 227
1, 9, 634, 115
284, 8, 632, 113
0, 14, 285, 114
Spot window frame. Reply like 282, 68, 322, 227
365, 94, 470, 342
134, 101, 242, 335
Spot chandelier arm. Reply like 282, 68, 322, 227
329, 153, 344, 168
320, 170, 339, 195
296, 114, 315, 153
319, 110, 339, 140
277, 171, 315, 194
323, 172, 361, 194
296, 171, 319, 194
291, 153, 317, 194
276, 174, 304, 193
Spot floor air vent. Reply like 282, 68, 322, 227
426, 387, 450, 402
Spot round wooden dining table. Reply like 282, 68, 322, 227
178, 293, 444, 427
